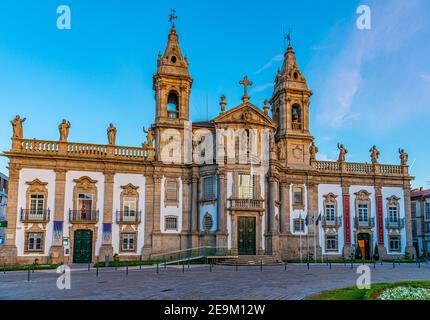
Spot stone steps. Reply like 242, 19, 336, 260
219, 255, 282, 266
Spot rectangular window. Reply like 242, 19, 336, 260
27, 232, 43, 251
123, 197, 137, 218
389, 236, 401, 252
326, 235, 338, 251
78, 193, 93, 212
166, 180, 178, 201
325, 204, 336, 223
426, 223, 430, 233
425, 203, 430, 220
388, 206, 399, 223
121, 233, 136, 251
293, 187, 303, 206
358, 204, 369, 222
203, 176, 215, 200
293, 218, 305, 233
165, 216, 178, 231
238, 174, 255, 199
29, 194, 44, 215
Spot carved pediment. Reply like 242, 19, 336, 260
121, 183, 139, 197
386, 195, 400, 205
26, 179, 48, 194
26, 179, 48, 187
73, 176, 98, 192
354, 190, 371, 201
213, 103, 275, 128
323, 192, 338, 203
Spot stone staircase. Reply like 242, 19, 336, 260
218, 255, 283, 266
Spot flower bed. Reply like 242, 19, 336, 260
379, 287, 430, 300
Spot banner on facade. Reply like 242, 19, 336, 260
53, 221, 63, 246
102, 223, 112, 245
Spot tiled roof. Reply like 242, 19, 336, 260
411, 189, 430, 198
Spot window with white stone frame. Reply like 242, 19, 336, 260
325, 235, 338, 251
164, 178, 179, 207
203, 176, 216, 201
389, 236, 401, 252
425, 202, 430, 220
25, 232, 43, 252
293, 218, 304, 233
358, 204, 369, 222
165, 216, 178, 231
237, 174, 256, 199
388, 206, 399, 223
121, 233, 136, 252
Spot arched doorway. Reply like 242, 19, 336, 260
73, 230, 92, 263
357, 233, 371, 260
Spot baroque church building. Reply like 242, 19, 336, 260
0, 24, 415, 264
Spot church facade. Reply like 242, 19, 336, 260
0, 25, 416, 264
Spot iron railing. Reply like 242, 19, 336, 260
354, 217, 375, 229
20, 209, 50, 222
385, 217, 405, 229
322, 216, 342, 228
69, 209, 99, 223
116, 210, 141, 224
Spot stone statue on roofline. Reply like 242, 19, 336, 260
107, 123, 117, 145
59, 119, 71, 142
11, 115, 26, 139
337, 143, 348, 162
399, 148, 408, 166
143, 126, 155, 148
309, 142, 319, 162
369, 145, 380, 164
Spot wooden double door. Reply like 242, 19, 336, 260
237, 217, 256, 255
73, 230, 92, 263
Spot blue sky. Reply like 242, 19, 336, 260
0, 0, 429, 188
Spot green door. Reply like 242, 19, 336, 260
73, 230, 92, 263
238, 217, 256, 255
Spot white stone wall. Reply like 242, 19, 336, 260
160, 176, 183, 234
382, 187, 406, 255
112, 174, 146, 256
16, 169, 56, 257
64, 171, 105, 256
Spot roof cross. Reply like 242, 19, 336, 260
239, 75, 253, 102
169, 8, 178, 27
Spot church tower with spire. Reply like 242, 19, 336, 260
270, 43, 314, 168
153, 24, 193, 125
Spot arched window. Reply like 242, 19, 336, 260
167, 91, 179, 118
292, 104, 301, 129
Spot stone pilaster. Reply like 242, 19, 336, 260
403, 183, 417, 258
374, 185, 387, 258
181, 176, 192, 250
99, 171, 114, 260
341, 184, 353, 257
190, 171, 200, 248
0, 163, 20, 264
216, 169, 227, 248
142, 174, 154, 258
49, 168, 67, 264
267, 176, 278, 254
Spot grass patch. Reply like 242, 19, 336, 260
308, 281, 430, 300
1, 264, 61, 272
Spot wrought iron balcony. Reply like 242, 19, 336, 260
354, 217, 375, 229
230, 198, 264, 211
116, 210, 141, 224
322, 216, 342, 228
20, 209, 50, 222
69, 209, 99, 224
385, 217, 405, 229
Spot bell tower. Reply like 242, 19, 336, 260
270, 43, 314, 168
153, 24, 193, 125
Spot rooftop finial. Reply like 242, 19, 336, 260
283, 26, 292, 50
239, 75, 253, 103
169, 8, 178, 27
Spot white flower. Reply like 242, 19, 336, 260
379, 287, 430, 300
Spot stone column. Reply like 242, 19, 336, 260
190, 172, 200, 248
342, 185, 353, 257
216, 170, 227, 248
49, 168, 67, 264
151, 174, 163, 252
404, 183, 417, 258
99, 171, 114, 260
0, 163, 19, 264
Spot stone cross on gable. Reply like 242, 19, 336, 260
239, 76, 253, 102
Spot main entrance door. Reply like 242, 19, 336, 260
357, 233, 371, 260
73, 230, 92, 263
237, 217, 256, 255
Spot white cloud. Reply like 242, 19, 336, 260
251, 82, 273, 94
255, 53, 284, 75
318, 0, 427, 128
420, 73, 430, 81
